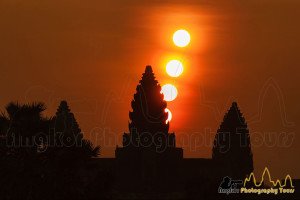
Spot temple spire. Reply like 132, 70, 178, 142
52, 100, 83, 144
212, 102, 253, 179
129, 65, 168, 134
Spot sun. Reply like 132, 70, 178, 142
166, 60, 183, 77
173, 30, 190, 47
165, 108, 172, 124
161, 84, 178, 101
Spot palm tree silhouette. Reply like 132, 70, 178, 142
0, 102, 50, 199
0, 101, 103, 200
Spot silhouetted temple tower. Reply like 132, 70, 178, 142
212, 102, 253, 179
124, 65, 176, 148
115, 66, 183, 192
129, 65, 169, 135
51, 100, 83, 145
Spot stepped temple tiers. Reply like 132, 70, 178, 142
94, 66, 253, 194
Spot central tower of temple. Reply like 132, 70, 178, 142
115, 66, 183, 192
129, 65, 169, 134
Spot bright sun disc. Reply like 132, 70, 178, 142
173, 30, 190, 47
166, 60, 183, 77
165, 108, 172, 124
161, 84, 178, 101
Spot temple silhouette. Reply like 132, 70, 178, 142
94, 65, 255, 196
115, 66, 183, 192
0, 66, 298, 200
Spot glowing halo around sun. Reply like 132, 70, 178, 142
173, 30, 190, 47
166, 60, 183, 77
165, 108, 172, 124
161, 84, 178, 101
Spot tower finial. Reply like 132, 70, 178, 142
145, 65, 153, 73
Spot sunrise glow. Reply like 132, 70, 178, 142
173, 30, 190, 47
161, 84, 178, 101
165, 108, 172, 124
166, 60, 183, 77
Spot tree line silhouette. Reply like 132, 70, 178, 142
0, 101, 110, 200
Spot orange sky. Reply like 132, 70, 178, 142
0, 0, 299, 179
